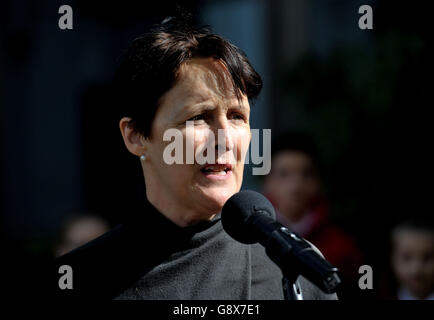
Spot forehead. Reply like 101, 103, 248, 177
273, 151, 313, 168
160, 57, 249, 108
393, 230, 434, 251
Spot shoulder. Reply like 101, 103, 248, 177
45, 224, 132, 299
55, 224, 125, 269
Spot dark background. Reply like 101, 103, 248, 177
1, 0, 432, 298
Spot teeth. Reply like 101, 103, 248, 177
202, 165, 229, 173
201, 167, 228, 175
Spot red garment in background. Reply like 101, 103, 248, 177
302, 202, 364, 286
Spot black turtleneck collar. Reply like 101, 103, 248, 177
124, 197, 222, 241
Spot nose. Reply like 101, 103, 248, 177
213, 114, 234, 152
285, 175, 304, 192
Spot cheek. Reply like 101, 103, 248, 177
192, 128, 212, 149
148, 131, 190, 180
303, 182, 318, 198
147, 139, 166, 165
395, 256, 411, 275
189, 128, 215, 163
147, 122, 171, 159
231, 127, 251, 161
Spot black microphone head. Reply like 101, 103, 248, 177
221, 190, 276, 244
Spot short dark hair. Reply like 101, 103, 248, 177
113, 12, 263, 138
391, 218, 434, 238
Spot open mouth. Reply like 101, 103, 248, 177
200, 163, 232, 176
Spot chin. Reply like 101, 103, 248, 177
198, 186, 238, 212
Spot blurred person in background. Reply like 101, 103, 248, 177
53, 214, 111, 258
383, 219, 434, 300
263, 132, 364, 299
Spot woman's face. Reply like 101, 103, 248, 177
142, 57, 251, 226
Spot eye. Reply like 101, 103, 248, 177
229, 112, 246, 121
189, 114, 206, 122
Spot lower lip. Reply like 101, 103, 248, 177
200, 170, 233, 181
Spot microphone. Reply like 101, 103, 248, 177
221, 190, 342, 294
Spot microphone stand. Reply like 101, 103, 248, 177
282, 275, 303, 300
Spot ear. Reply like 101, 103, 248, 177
119, 117, 146, 157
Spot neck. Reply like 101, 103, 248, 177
399, 286, 434, 300
145, 187, 218, 228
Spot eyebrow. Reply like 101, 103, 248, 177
177, 104, 213, 118
183, 101, 248, 112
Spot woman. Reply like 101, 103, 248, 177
48, 15, 336, 300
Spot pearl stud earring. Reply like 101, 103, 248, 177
140, 154, 146, 161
